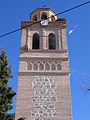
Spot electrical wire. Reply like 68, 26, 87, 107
70, 68, 90, 78
70, 68, 90, 95
0, 1, 90, 38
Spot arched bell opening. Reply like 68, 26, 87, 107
32, 33, 40, 49
49, 33, 56, 50
41, 12, 47, 20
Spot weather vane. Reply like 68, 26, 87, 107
42, 0, 46, 7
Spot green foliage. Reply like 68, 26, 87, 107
57, 18, 67, 22
0, 48, 16, 120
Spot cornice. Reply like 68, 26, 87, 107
18, 71, 70, 76
20, 49, 68, 54
21, 21, 67, 29
19, 57, 69, 62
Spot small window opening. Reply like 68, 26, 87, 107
41, 12, 47, 20
32, 33, 40, 49
33, 15, 37, 21
51, 15, 55, 21
49, 33, 56, 49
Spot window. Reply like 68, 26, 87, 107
41, 12, 47, 20
49, 33, 56, 49
32, 33, 40, 49
51, 15, 55, 21
33, 15, 37, 21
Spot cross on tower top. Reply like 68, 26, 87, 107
42, 0, 46, 7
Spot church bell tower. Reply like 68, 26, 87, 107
15, 8, 72, 120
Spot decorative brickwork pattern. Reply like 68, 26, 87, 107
27, 61, 61, 71
31, 76, 56, 120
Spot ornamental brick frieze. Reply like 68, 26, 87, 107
27, 61, 62, 71
19, 57, 69, 62
31, 76, 57, 120
18, 71, 70, 76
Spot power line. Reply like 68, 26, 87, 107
70, 68, 90, 94
70, 68, 90, 78
55, 1, 90, 16
0, 1, 90, 38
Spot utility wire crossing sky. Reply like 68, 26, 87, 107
0, 1, 90, 38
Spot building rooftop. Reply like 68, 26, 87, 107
30, 7, 57, 15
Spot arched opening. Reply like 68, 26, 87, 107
45, 63, 50, 70
28, 63, 32, 70
32, 33, 40, 49
49, 33, 56, 49
33, 15, 37, 21
57, 63, 61, 70
51, 15, 55, 21
51, 63, 56, 70
33, 63, 38, 70
41, 12, 47, 20
39, 63, 44, 70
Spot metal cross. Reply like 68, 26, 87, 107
42, 0, 46, 7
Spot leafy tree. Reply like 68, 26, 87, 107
0, 48, 16, 120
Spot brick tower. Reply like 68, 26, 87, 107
15, 8, 72, 120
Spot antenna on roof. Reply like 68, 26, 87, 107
42, 0, 46, 7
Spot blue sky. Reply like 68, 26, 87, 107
0, 0, 90, 120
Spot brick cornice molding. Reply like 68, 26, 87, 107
18, 71, 70, 76
19, 57, 69, 62
20, 48, 68, 53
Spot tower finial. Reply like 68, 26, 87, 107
42, 0, 46, 7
